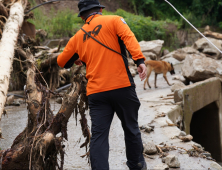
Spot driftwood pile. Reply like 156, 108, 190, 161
0, 0, 90, 169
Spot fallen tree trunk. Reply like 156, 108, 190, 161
0, 50, 90, 170
0, 0, 26, 119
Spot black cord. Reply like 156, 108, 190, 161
86, 14, 96, 25
81, 27, 127, 60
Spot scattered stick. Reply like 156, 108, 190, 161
167, 93, 174, 97
156, 145, 163, 153
161, 97, 174, 100
143, 153, 156, 159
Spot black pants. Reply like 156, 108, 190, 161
88, 86, 145, 170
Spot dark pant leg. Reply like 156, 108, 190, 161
88, 92, 114, 170
111, 86, 145, 170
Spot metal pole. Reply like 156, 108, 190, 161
164, 0, 222, 54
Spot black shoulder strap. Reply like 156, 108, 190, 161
81, 27, 127, 60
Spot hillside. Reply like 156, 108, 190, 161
33, 0, 133, 15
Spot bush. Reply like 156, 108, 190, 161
28, 7, 83, 38
104, 9, 175, 42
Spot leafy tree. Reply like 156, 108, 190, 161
128, 0, 222, 28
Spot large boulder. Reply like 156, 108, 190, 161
162, 47, 200, 62
182, 54, 222, 82
143, 52, 157, 60
139, 40, 164, 56
192, 37, 222, 59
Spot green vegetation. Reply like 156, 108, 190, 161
28, 8, 83, 38
129, 0, 222, 29
29, 6, 177, 43
104, 9, 175, 42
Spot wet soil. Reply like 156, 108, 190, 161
0, 63, 220, 169
0, 64, 181, 169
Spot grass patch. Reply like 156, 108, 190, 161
28, 6, 83, 38
28, 6, 179, 49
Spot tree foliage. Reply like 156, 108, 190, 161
129, 0, 222, 28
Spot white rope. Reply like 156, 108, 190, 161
164, 0, 222, 54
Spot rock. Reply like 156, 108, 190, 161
162, 157, 166, 163
162, 57, 182, 65
205, 25, 210, 32
172, 74, 186, 84
210, 162, 222, 170
193, 143, 202, 149
128, 59, 135, 66
162, 47, 200, 62
174, 89, 183, 103
200, 152, 211, 158
182, 54, 222, 82
153, 164, 169, 170
165, 155, 180, 168
143, 52, 157, 60
130, 68, 136, 77
139, 40, 164, 56
144, 142, 157, 155
140, 125, 146, 130
193, 37, 222, 59
144, 125, 154, 133
171, 81, 186, 92
6, 95, 15, 105
179, 134, 193, 142
162, 49, 170, 56
179, 131, 186, 136
173, 52, 186, 61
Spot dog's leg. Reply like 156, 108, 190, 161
144, 67, 152, 90
154, 73, 158, 88
163, 73, 172, 86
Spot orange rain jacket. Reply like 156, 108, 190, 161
57, 14, 145, 96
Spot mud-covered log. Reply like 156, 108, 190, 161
0, 0, 26, 119
204, 31, 222, 40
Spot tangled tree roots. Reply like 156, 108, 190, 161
0, 50, 90, 170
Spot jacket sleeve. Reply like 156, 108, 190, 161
57, 36, 79, 68
114, 16, 146, 67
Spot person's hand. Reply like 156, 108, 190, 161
74, 58, 83, 66
137, 63, 147, 81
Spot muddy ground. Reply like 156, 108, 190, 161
0, 63, 221, 169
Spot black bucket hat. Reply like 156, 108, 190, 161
78, 0, 105, 17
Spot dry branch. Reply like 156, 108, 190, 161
0, 58, 90, 170
0, 0, 25, 119
0, 2, 9, 17
40, 53, 60, 68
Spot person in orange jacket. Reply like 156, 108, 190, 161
57, 0, 147, 169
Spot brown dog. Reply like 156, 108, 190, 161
144, 60, 175, 90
